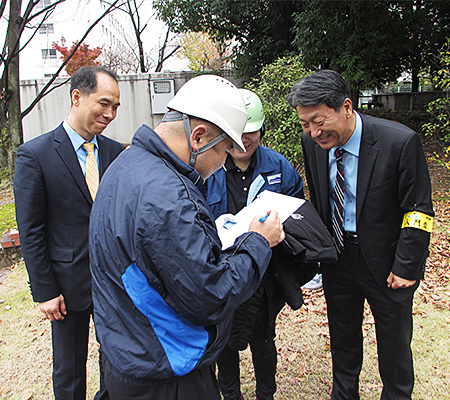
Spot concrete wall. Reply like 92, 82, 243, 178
371, 91, 447, 111
21, 70, 240, 144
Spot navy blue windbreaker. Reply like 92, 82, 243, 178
205, 145, 304, 219
89, 124, 272, 385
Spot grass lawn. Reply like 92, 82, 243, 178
0, 203, 16, 234
1, 252, 449, 399
0, 153, 449, 399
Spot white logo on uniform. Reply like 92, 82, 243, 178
267, 174, 281, 185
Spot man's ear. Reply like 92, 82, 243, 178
342, 98, 353, 118
71, 89, 82, 107
190, 124, 208, 151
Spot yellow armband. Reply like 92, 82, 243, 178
401, 211, 433, 233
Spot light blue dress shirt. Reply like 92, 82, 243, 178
63, 119, 99, 175
328, 112, 362, 233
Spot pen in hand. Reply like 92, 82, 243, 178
259, 213, 269, 223
249, 210, 285, 248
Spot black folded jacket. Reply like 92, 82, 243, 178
269, 200, 338, 309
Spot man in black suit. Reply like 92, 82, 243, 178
287, 70, 434, 399
14, 66, 123, 399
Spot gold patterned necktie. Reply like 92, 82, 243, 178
82, 142, 99, 201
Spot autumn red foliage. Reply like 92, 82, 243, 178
52, 37, 102, 75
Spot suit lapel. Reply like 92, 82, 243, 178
356, 116, 379, 223
97, 135, 108, 178
53, 125, 93, 205
315, 144, 330, 223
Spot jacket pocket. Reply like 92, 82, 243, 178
368, 178, 394, 194
207, 191, 222, 207
48, 246, 74, 262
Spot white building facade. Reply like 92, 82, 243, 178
19, 0, 135, 79
21, 70, 241, 144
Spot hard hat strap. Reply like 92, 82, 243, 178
163, 110, 228, 167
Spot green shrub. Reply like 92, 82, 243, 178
421, 39, 450, 169
0, 167, 13, 186
245, 55, 311, 167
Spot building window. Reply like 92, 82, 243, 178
36, 0, 52, 9
39, 23, 54, 35
42, 48, 57, 59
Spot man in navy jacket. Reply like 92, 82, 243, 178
89, 75, 285, 400
14, 66, 123, 399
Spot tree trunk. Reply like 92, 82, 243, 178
411, 68, 419, 93
350, 88, 360, 111
138, 37, 147, 73
3, 0, 23, 171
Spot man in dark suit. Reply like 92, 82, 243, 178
14, 66, 123, 399
287, 70, 434, 399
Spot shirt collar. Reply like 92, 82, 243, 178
224, 152, 256, 172
63, 119, 98, 151
224, 154, 236, 171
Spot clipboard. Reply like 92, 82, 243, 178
217, 190, 305, 250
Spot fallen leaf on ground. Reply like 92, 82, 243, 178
298, 364, 306, 376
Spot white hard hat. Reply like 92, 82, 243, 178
167, 75, 247, 152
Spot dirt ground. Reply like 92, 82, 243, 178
0, 138, 449, 399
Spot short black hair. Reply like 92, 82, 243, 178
70, 66, 118, 97
286, 70, 351, 111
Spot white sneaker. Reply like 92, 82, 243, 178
302, 273, 323, 290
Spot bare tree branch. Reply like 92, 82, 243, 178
19, 7, 56, 54
21, 0, 124, 118
33, 76, 71, 98
0, 0, 10, 67
118, 0, 148, 72
0, 0, 8, 20
4, 1, 65, 69
28, 0, 65, 21
155, 28, 180, 72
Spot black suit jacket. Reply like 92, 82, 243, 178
14, 123, 123, 310
301, 113, 434, 302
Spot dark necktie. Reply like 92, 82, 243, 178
332, 148, 345, 253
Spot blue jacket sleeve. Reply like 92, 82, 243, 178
135, 196, 272, 326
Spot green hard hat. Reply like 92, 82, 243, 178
239, 89, 265, 133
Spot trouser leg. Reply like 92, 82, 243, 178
367, 288, 415, 399
323, 242, 365, 400
217, 344, 242, 400
51, 308, 91, 400
105, 360, 220, 400
250, 337, 277, 400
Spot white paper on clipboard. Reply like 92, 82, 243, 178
217, 190, 305, 250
